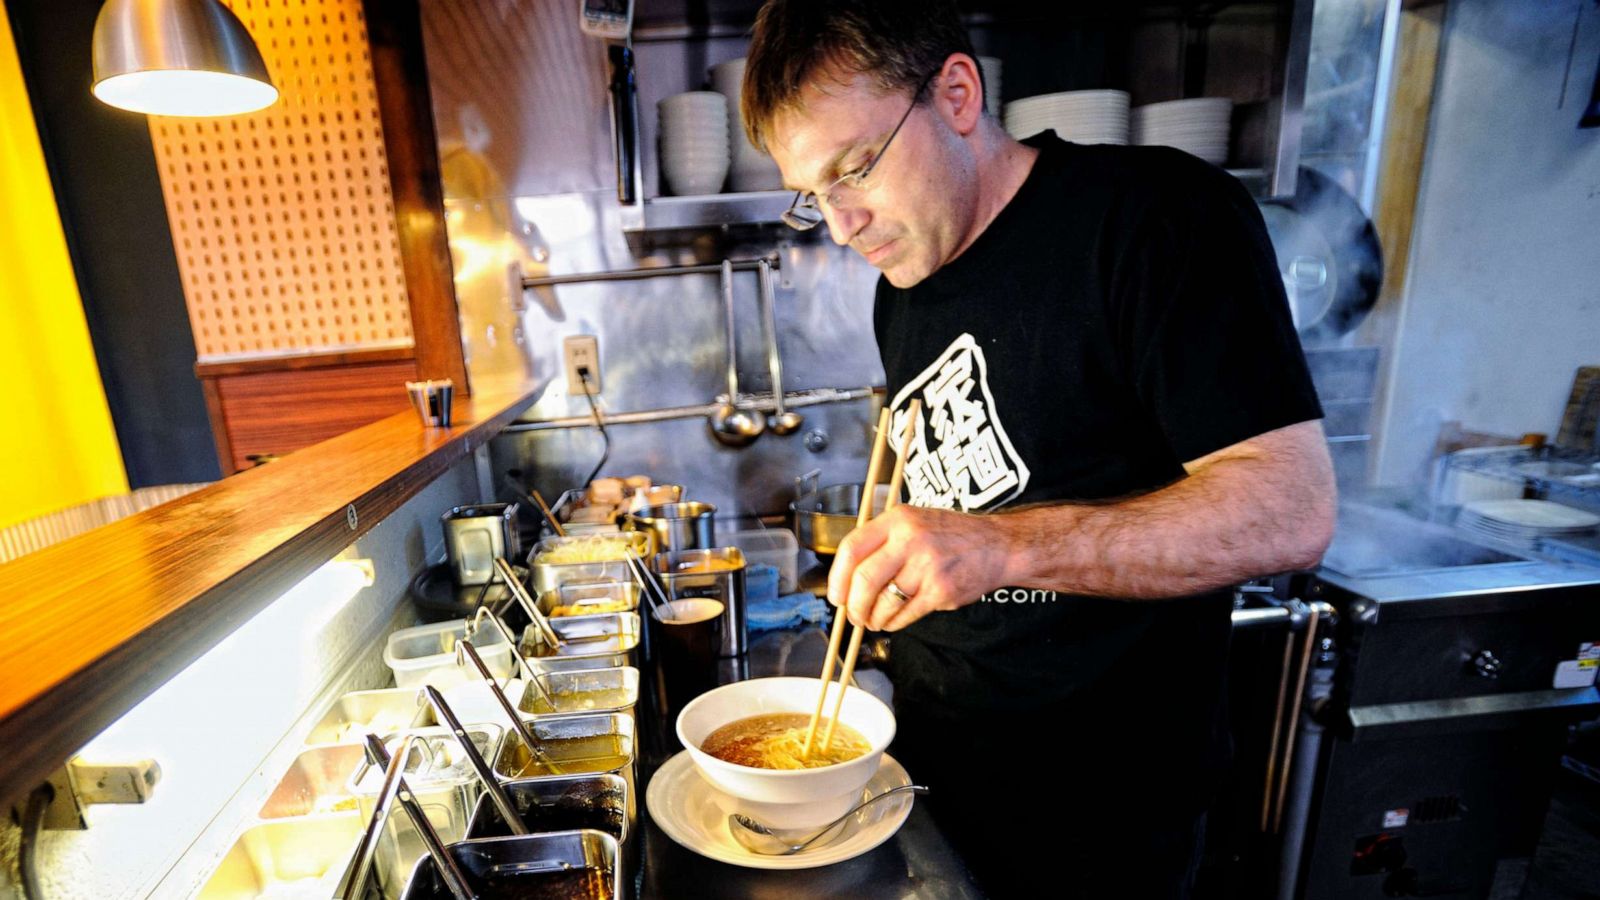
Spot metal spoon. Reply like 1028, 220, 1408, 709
727, 785, 929, 855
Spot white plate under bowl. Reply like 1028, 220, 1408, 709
646, 750, 915, 869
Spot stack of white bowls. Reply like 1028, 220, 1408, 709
978, 56, 1002, 115
1130, 98, 1233, 164
1456, 499, 1600, 551
709, 58, 785, 193
659, 91, 730, 196
1003, 90, 1129, 144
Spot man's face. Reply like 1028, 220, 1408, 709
766, 68, 975, 288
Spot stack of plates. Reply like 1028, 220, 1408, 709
709, 58, 784, 192
978, 56, 1003, 116
1456, 499, 1600, 550
659, 91, 730, 196
1130, 98, 1233, 164
1003, 90, 1129, 145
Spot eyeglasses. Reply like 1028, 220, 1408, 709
781, 71, 937, 231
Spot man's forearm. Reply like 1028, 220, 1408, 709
994, 422, 1337, 599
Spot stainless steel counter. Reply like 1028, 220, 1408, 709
631, 627, 983, 899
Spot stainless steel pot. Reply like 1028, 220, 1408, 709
790, 483, 889, 558
624, 502, 715, 553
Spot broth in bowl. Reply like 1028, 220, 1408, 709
701, 712, 869, 769
676, 677, 896, 829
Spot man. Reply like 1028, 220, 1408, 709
743, 2, 1336, 896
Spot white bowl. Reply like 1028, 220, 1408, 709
662, 141, 731, 155
660, 113, 729, 129
661, 138, 731, 155
663, 171, 728, 196
662, 160, 729, 173
677, 676, 896, 830
660, 92, 728, 117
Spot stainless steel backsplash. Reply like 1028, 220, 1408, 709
421, 0, 885, 519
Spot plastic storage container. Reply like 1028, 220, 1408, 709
723, 527, 798, 593
384, 619, 514, 690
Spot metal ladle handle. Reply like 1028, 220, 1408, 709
757, 258, 787, 417
624, 547, 674, 621
420, 686, 530, 836
721, 259, 739, 401
337, 734, 476, 900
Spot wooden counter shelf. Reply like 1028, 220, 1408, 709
0, 371, 542, 807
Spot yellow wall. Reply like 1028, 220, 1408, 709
0, 5, 128, 529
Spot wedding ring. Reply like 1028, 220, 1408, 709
881, 581, 911, 604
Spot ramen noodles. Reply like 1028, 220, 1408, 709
534, 534, 647, 565
701, 712, 870, 769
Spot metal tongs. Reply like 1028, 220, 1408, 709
464, 604, 559, 711
419, 686, 531, 836
457, 638, 564, 776
335, 734, 476, 900
624, 546, 675, 622
493, 556, 563, 649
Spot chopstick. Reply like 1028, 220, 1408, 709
803, 406, 893, 759
822, 399, 919, 754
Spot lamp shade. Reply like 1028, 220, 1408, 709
91, 0, 278, 116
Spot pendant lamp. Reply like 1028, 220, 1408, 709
91, 0, 277, 117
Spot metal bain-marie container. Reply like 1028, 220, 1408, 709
400, 830, 621, 900
491, 712, 638, 829
654, 547, 747, 657
465, 773, 630, 842
520, 611, 641, 673
518, 666, 640, 720
197, 813, 363, 898
346, 724, 503, 899
529, 532, 652, 594
624, 501, 716, 553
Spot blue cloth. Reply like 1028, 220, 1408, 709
746, 591, 830, 632
745, 564, 780, 605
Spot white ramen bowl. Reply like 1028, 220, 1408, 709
676, 676, 895, 829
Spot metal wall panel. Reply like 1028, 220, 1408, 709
419, 1, 886, 519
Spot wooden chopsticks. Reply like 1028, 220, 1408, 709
803, 400, 920, 758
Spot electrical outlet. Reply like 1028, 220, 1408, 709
563, 334, 601, 394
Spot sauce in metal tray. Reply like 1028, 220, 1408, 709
521, 687, 634, 715
504, 734, 631, 779
477, 866, 612, 899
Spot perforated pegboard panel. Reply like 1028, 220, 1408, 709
148, 0, 414, 361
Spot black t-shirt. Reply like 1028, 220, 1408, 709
874, 133, 1322, 809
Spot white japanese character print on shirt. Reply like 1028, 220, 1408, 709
888, 332, 1031, 512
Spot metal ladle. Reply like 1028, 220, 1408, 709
757, 257, 803, 435
728, 785, 930, 855
709, 259, 765, 447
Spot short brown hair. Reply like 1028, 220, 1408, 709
741, 0, 976, 153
